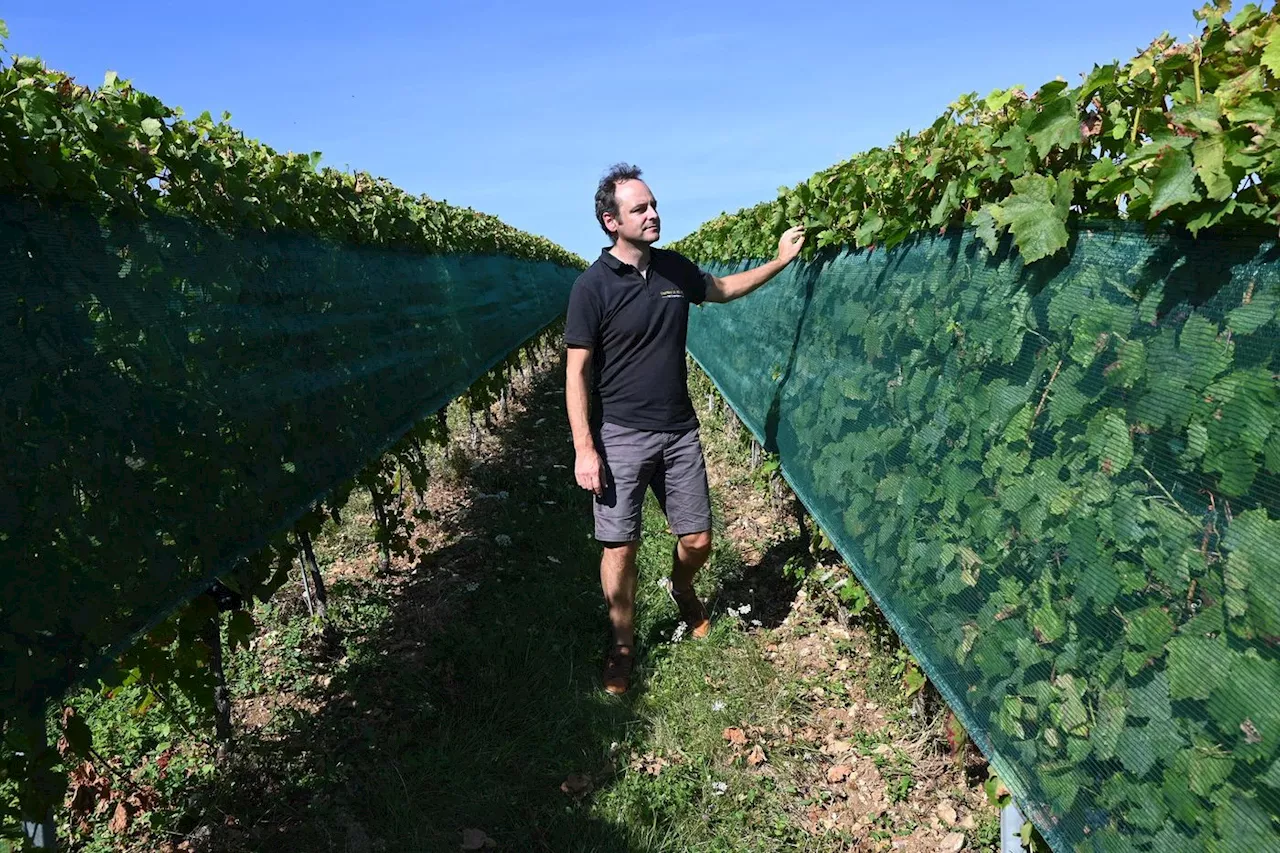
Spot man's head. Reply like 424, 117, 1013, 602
595, 163, 660, 246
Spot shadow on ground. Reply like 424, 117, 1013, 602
711, 530, 806, 632
192, 366, 635, 852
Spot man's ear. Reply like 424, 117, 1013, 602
602, 210, 619, 235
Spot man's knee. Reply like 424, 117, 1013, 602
602, 540, 640, 567
680, 530, 712, 557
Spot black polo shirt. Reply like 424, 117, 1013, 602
564, 247, 715, 432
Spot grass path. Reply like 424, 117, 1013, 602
220, 362, 818, 851
77, 356, 995, 852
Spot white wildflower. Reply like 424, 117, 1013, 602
711, 782, 728, 796
711, 700, 726, 712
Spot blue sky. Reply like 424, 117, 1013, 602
9, 1, 1204, 260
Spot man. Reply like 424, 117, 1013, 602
563, 163, 804, 695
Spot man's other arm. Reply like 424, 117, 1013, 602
565, 346, 605, 496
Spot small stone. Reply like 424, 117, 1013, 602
940, 831, 966, 853
959, 814, 977, 830
936, 802, 958, 825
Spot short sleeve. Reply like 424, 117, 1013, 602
564, 275, 602, 349
665, 250, 714, 305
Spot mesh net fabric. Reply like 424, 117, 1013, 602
0, 194, 576, 715
688, 224, 1280, 852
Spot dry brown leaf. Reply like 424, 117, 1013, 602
722, 727, 747, 746
827, 764, 851, 783
936, 801, 959, 826
559, 773, 592, 798
109, 801, 132, 834
746, 744, 767, 766
68, 783, 97, 815
460, 827, 496, 849
821, 738, 852, 756
941, 831, 966, 853
629, 753, 668, 777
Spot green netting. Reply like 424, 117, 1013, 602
689, 224, 1280, 852
0, 193, 576, 716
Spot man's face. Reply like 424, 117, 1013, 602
605, 179, 660, 245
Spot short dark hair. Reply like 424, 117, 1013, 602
595, 163, 643, 241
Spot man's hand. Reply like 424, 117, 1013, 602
777, 225, 806, 265
575, 446, 606, 497
705, 225, 807, 303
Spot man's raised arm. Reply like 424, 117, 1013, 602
704, 225, 806, 303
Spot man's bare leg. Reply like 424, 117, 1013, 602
601, 541, 641, 694
601, 541, 641, 648
672, 530, 712, 591
670, 530, 713, 638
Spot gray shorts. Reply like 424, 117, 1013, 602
592, 422, 712, 543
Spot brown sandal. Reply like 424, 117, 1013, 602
668, 584, 711, 639
603, 644, 635, 695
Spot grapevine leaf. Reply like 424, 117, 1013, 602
1263, 28, 1280, 77
62, 713, 94, 757
1030, 598, 1066, 645
928, 179, 961, 227
1226, 292, 1278, 334
226, 608, 255, 653
1207, 652, 1280, 757
973, 206, 1000, 254
1261, 759, 1280, 789
1167, 636, 1230, 700
989, 174, 1068, 263
1116, 726, 1160, 776
1171, 95, 1224, 133
1147, 148, 1202, 216
1086, 410, 1134, 473
1028, 94, 1083, 157
1125, 606, 1174, 654
1188, 749, 1235, 798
